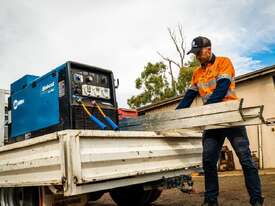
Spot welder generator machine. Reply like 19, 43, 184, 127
9, 61, 119, 141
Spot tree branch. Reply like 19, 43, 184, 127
168, 27, 184, 67
157, 51, 181, 69
178, 24, 185, 68
157, 51, 178, 95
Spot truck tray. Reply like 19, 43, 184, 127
0, 130, 202, 196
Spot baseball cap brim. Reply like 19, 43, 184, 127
187, 47, 201, 55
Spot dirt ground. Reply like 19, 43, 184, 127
89, 174, 275, 206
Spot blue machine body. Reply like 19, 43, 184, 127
10, 65, 66, 138
11, 75, 39, 95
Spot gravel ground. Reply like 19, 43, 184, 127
88, 174, 275, 206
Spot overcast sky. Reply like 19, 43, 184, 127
1, 0, 275, 107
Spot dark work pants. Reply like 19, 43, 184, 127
202, 126, 263, 204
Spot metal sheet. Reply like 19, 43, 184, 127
120, 100, 265, 132
120, 100, 243, 131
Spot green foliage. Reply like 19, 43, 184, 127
127, 62, 176, 108
127, 58, 200, 109
177, 58, 200, 94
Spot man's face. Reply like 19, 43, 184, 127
195, 47, 212, 64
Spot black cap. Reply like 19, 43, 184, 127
187, 36, 211, 55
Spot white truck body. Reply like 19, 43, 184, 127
0, 130, 202, 197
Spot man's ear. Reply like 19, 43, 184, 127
206, 47, 212, 56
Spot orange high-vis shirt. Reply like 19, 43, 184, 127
189, 56, 238, 104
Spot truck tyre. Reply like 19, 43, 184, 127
110, 185, 152, 206
147, 189, 162, 203
0, 187, 39, 206
87, 191, 104, 202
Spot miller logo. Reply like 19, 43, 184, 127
13, 99, 25, 110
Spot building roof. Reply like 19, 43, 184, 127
118, 108, 137, 112
137, 64, 275, 113
235, 64, 275, 83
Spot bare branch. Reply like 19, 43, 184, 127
178, 24, 185, 67
157, 51, 181, 69
167, 27, 184, 67
156, 51, 177, 94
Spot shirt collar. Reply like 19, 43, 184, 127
209, 53, 216, 64
201, 53, 216, 68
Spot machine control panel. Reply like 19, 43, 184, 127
71, 69, 111, 100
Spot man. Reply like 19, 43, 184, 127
176, 36, 264, 206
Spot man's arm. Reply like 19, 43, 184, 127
206, 57, 234, 104
205, 78, 231, 104
176, 89, 198, 109
176, 69, 199, 109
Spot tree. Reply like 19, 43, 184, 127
127, 62, 175, 108
127, 25, 201, 108
177, 57, 200, 94
157, 24, 186, 95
